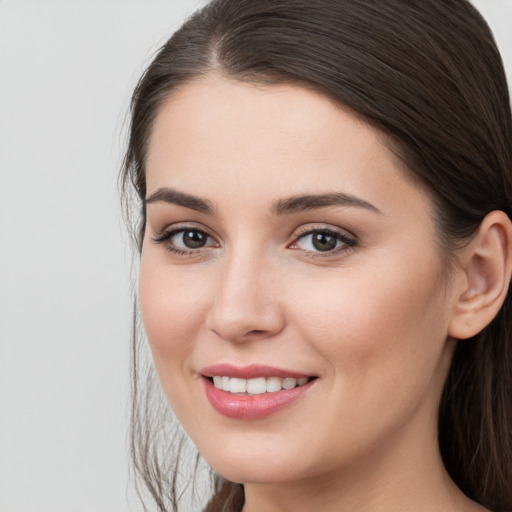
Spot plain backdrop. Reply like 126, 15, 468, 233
0, 1, 510, 511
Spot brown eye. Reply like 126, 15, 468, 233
181, 230, 208, 249
152, 227, 217, 254
292, 228, 356, 254
311, 232, 337, 251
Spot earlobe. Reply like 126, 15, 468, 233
448, 211, 512, 340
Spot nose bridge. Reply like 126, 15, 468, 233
206, 242, 284, 342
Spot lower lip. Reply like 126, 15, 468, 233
202, 378, 315, 420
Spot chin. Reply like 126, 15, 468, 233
209, 456, 306, 485
195, 430, 313, 485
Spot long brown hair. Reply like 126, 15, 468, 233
120, 1, 512, 510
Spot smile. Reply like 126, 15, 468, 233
200, 364, 317, 420
211, 376, 311, 394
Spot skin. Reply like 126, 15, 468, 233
139, 75, 491, 512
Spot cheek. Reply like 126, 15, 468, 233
276, 257, 452, 467
290, 255, 449, 393
138, 253, 212, 371
138, 253, 219, 428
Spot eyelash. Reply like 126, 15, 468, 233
290, 226, 357, 258
151, 227, 217, 257
151, 225, 357, 258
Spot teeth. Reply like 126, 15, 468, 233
266, 377, 282, 393
282, 377, 297, 390
247, 377, 267, 394
211, 375, 311, 394
230, 377, 247, 394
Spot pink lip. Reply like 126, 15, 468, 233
200, 364, 316, 420
201, 363, 311, 380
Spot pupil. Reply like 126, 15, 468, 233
312, 233, 337, 251
183, 230, 206, 248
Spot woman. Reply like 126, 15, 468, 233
120, 0, 512, 511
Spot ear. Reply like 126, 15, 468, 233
448, 210, 512, 340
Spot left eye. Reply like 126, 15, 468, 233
293, 230, 353, 252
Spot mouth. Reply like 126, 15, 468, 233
200, 364, 317, 420
207, 375, 313, 394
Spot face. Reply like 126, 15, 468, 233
139, 75, 458, 486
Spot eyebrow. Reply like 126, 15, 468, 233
145, 187, 381, 216
270, 192, 381, 215
145, 187, 216, 215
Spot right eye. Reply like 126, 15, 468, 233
152, 227, 217, 255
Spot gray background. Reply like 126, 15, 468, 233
0, 1, 510, 511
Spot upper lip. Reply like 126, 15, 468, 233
201, 363, 314, 380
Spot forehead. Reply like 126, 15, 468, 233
145, 74, 432, 219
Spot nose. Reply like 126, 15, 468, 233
205, 249, 286, 343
